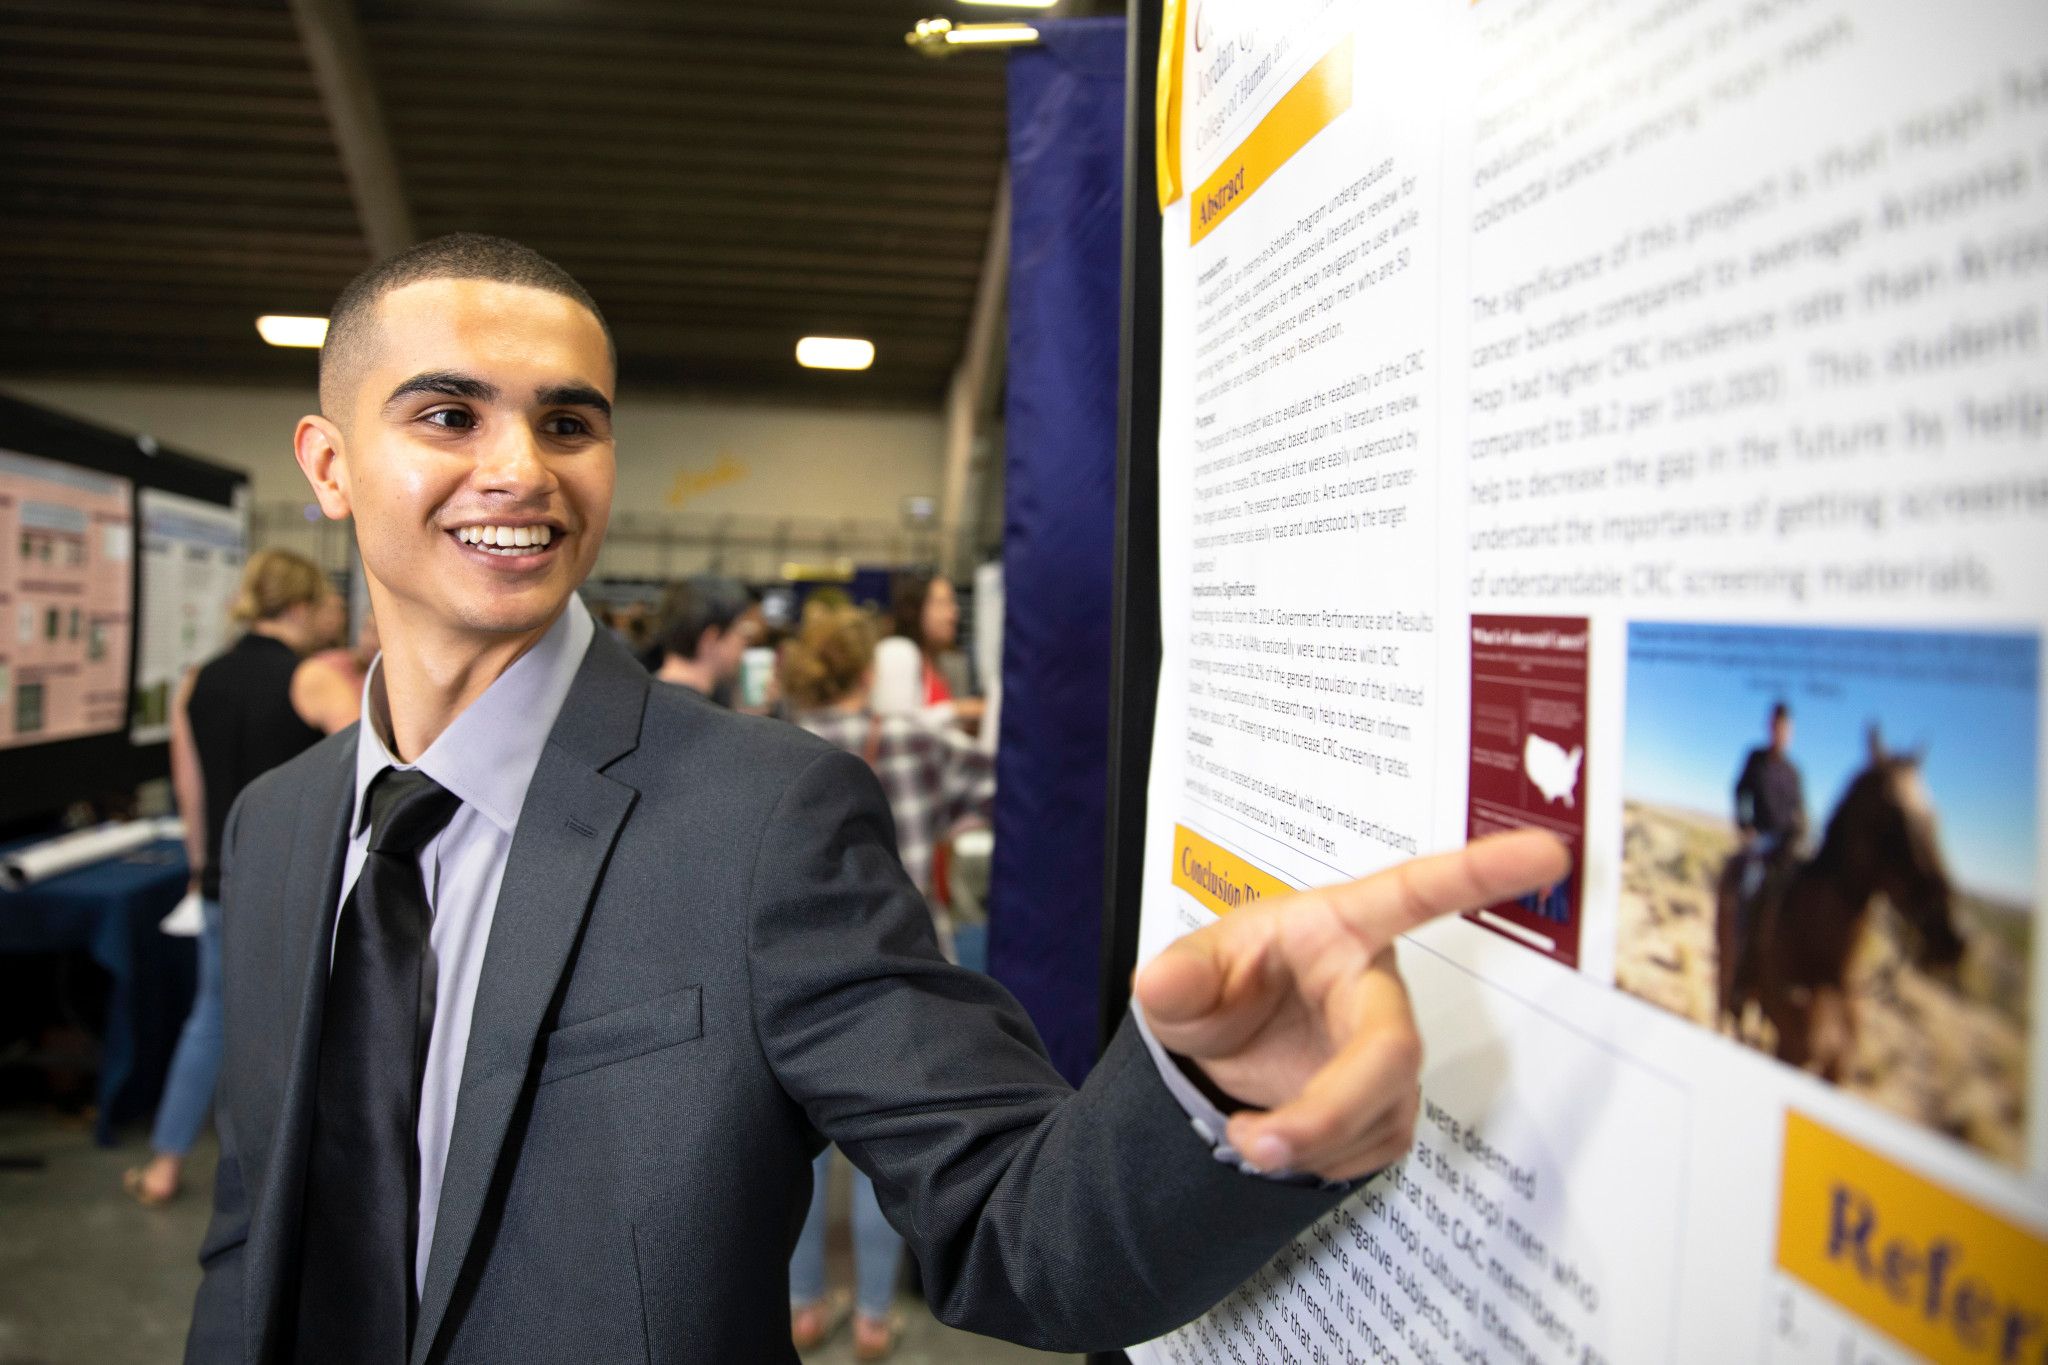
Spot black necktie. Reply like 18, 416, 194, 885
295, 768, 462, 1365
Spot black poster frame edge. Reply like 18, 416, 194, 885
1099, 0, 1164, 1053
1087, 5, 1164, 1361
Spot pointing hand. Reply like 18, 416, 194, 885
1135, 829, 1570, 1182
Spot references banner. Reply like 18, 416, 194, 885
1133, 2, 2048, 1362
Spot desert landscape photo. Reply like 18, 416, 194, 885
1617, 798, 2031, 1165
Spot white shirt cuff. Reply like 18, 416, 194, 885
1131, 1004, 1318, 1184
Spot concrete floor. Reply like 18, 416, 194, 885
0, 1110, 1073, 1365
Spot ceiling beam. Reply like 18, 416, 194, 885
938, 169, 1009, 577
0, 109, 342, 148
0, 85, 324, 122
287, 0, 413, 260
0, 52, 319, 93
0, 26, 305, 65
0, 0, 293, 33
371, 57, 1000, 113
2, 140, 356, 181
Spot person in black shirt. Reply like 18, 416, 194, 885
123, 549, 335, 1206
1734, 701, 1807, 906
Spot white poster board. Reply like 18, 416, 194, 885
1136, 3, 2048, 1361
131, 487, 246, 744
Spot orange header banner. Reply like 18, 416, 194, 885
1155, 0, 1185, 209
1189, 36, 1354, 245
1170, 824, 1295, 915
1776, 1111, 2048, 1365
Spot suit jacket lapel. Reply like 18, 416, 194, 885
411, 632, 647, 1365
243, 735, 356, 1365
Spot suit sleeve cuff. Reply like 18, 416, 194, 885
1131, 1004, 1349, 1190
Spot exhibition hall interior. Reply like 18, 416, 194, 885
2, 2, 1115, 1361
5, 1, 2048, 1364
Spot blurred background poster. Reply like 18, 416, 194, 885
0, 450, 132, 749
130, 490, 246, 745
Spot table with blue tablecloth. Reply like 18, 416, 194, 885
0, 838, 195, 1145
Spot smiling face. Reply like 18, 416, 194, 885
296, 277, 616, 646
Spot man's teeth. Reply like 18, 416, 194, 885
455, 525, 554, 554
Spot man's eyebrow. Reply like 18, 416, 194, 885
537, 383, 613, 418
384, 370, 499, 408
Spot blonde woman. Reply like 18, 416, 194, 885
778, 600, 995, 1360
124, 549, 334, 1205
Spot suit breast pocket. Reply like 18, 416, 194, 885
536, 985, 704, 1086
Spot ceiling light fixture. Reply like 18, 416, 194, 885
906, 17, 1042, 55
946, 22, 1041, 42
796, 336, 876, 371
956, 0, 1058, 8
256, 315, 329, 348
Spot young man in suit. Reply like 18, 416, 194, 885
187, 234, 1565, 1364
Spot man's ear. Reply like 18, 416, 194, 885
294, 415, 353, 520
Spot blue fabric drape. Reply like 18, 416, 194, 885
989, 17, 1127, 1086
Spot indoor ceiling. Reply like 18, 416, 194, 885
0, 0, 1106, 404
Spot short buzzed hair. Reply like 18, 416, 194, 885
318, 232, 613, 416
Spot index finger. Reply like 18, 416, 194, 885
1323, 828, 1569, 948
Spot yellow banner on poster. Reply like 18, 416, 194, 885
1156, 0, 1185, 209
1776, 1111, 2048, 1365
1189, 36, 1353, 245
1170, 824, 1294, 915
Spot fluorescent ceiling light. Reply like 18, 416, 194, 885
256, 315, 328, 348
796, 336, 876, 371
906, 16, 1042, 53
946, 22, 1039, 43
957, 0, 1057, 7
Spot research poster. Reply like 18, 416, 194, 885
131, 488, 246, 744
1134, 2, 2048, 1362
0, 449, 133, 750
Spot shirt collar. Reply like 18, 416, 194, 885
351, 595, 596, 838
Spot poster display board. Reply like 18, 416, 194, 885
131, 488, 246, 744
1134, 2, 2048, 1362
0, 448, 133, 749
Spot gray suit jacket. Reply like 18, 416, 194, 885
187, 629, 1341, 1364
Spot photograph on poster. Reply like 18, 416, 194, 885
1467, 614, 1587, 966
1618, 621, 2036, 1165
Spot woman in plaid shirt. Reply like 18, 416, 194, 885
779, 597, 995, 1359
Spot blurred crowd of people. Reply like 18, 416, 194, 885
130, 549, 996, 1361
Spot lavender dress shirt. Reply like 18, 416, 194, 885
339, 595, 593, 1291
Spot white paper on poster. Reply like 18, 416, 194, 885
1134, 2, 2048, 1362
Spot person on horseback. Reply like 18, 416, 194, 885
1716, 702, 1809, 1031
1734, 702, 1808, 911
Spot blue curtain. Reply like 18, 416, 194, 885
989, 17, 1127, 1086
